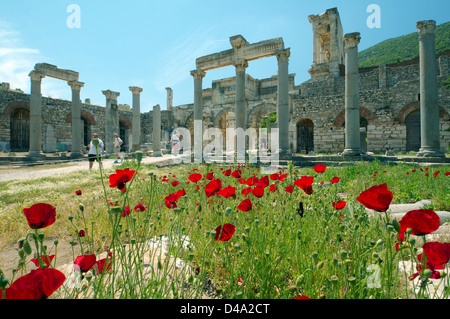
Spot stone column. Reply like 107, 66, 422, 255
166, 87, 173, 111
152, 104, 162, 157
416, 20, 444, 157
341, 32, 362, 156
68, 81, 84, 158
27, 71, 45, 157
129, 86, 143, 152
191, 69, 206, 163
102, 90, 120, 156
276, 49, 291, 158
234, 60, 248, 132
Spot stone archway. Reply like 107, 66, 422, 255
119, 116, 132, 152
247, 102, 277, 129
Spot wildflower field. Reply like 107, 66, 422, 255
0, 152, 449, 300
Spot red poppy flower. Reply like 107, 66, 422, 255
445, 172, 450, 176
171, 180, 180, 187
410, 242, 450, 280
206, 172, 214, 180
238, 178, 246, 184
108, 168, 135, 192
433, 171, 440, 178
256, 175, 269, 188
188, 173, 202, 183
218, 185, 236, 198
176, 188, 186, 197
268, 184, 277, 192
231, 170, 242, 179
278, 174, 288, 181
412, 169, 416, 173
223, 168, 231, 176
294, 176, 314, 195
23, 203, 56, 229
285, 185, 294, 193
238, 198, 252, 212
330, 177, 341, 184
356, 183, 393, 212
122, 206, 131, 217
295, 296, 311, 299
134, 203, 148, 212
165, 192, 180, 209
241, 187, 252, 195
94, 258, 112, 275
78, 229, 85, 237
74, 254, 97, 272
332, 200, 347, 210
313, 164, 326, 173
1, 268, 65, 299
75, 190, 82, 196
31, 255, 55, 269
205, 178, 222, 198
270, 173, 279, 180
398, 209, 440, 239
214, 223, 236, 241
251, 186, 265, 198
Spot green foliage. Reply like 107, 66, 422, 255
260, 112, 277, 128
442, 76, 450, 89
359, 21, 450, 68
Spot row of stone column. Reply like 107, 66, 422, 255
190, 48, 292, 161
342, 20, 443, 158
27, 77, 143, 157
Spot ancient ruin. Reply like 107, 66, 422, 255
0, 7, 449, 163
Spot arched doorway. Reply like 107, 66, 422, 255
10, 108, 30, 152
82, 118, 90, 147
297, 119, 314, 154
360, 117, 368, 153
119, 121, 128, 152
405, 110, 420, 152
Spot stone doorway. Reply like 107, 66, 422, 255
405, 110, 420, 152
10, 108, 30, 152
119, 121, 128, 152
360, 117, 368, 153
297, 119, 314, 154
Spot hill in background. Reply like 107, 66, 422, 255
358, 21, 450, 68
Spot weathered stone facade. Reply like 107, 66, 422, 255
0, 7, 449, 155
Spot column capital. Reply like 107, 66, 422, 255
344, 32, 361, 50
29, 71, 45, 82
129, 86, 143, 95
233, 59, 248, 72
276, 48, 291, 63
102, 89, 120, 100
68, 81, 85, 91
190, 69, 206, 80
416, 20, 436, 37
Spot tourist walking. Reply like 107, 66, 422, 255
171, 130, 180, 156
88, 133, 104, 169
113, 132, 123, 164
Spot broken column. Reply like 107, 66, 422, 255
129, 86, 143, 152
69, 81, 84, 158
152, 104, 162, 157
191, 69, 206, 163
102, 90, 120, 156
276, 48, 291, 158
27, 71, 45, 157
166, 87, 173, 111
416, 20, 444, 157
341, 32, 362, 157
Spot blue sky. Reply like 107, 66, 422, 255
0, 0, 449, 112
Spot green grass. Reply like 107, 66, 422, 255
1, 159, 449, 299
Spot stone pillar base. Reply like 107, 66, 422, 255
69, 152, 83, 159
153, 151, 162, 157
26, 151, 46, 158
416, 148, 445, 158
341, 148, 362, 157
276, 149, 292, 160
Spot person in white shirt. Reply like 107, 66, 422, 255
171, 130, 180, 156
113, 132, 123, 164
88, 133, 104, 169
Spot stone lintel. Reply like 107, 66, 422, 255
196, 37, 285, 71
129, 86, 143, 95
34, 63, 79, 82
